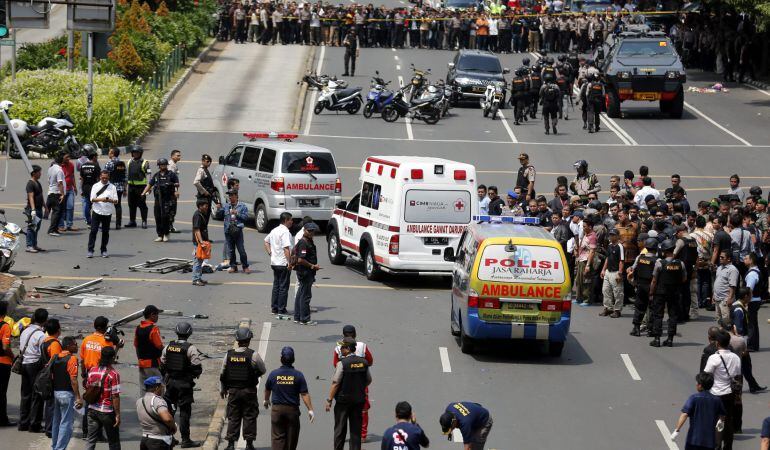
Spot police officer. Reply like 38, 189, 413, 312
263, 347, 315, 450
161, 322, 203, 448
580, 72, 604, 133
539, 73, 562, 135
649, 239, 686, 347
220, 327, 266, 450
126, 145, 150, 229
326, 336, 371, 450
439, 402, 493, 450
510, 68, 529, 125
332, 325, 374, 442
105, 147, 127, 229
193, 154, 220, 219
628, 238, 659, 337
674, 224, 698, 321
142, 159, 179, 243
528, 60, 542, 119
79, 148, 100, 229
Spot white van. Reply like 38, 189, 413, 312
327, 156, 477, 280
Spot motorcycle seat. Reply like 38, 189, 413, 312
411, 97, 435, 106
27, 125, 43, 133
336, 87, 361, 98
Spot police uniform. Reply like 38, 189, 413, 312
440, 402, 493, 450
539, 81, 562, 134
331, 353, 371, 450
528, 68, 542, 118
582, 78, 604, 132
631, 252, 656, 332
127, 155, 150, 227
265, 361, 309, 450
161, 339, 202, 445
333, 337, 373, 441
148, 170, 179, 238
220, 346, 266, 447
80, 159, 100, 227
510, 72, 529, 125
650, 256, 686, 344
677, 235, 699, 320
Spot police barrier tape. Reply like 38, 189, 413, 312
276, 10, 686, 22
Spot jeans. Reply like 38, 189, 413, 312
87, 213, 111, 253
696, 268, 712, 307
51, 390, 75, 450
46, 193, 63, 234
82, 195, 93, 226
294, 271, 315, 322
58, 190, 75, 229
86, 409, 120, 450
748, 301, 760, 351
192, 246, 203, 282
25, 207, 42, 248
226, 228, 249, 269
271, 265, 291, 313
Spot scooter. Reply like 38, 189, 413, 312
0, 209, 22, 272
363, 71, 394, 119
406, 64, 431, 101
481, 84, 503, 120
314, 79, 363, 115
381, 87, 441, 125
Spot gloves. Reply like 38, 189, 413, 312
31, 211, 36, 216
669, 430, 679, 440
308, 410, 315, 423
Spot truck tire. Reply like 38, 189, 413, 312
606, 91, 621, 118
669, 86, 684, 119
363, 244, 381, 281
548, 341, 564, 357
327, 229, 347, 265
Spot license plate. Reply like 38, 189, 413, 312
634, 92, 660, 101
298, 199, 320, 207
502, 302, 537, 311
2, 232, 15, 240
424, 237, 448, 246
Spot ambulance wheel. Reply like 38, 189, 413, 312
363, 245, 381, 281
548, 341, 564, 357
459, 323, 475, 354
255, 203, 268, 233
327, 230, 347, 265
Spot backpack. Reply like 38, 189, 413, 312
34, 354, 64, 400
749, 268, 768, 298
588, 82, 603, 101
83, 369, 110, 404
544, 85, 560, 102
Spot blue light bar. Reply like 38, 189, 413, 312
473, 215, 540, 225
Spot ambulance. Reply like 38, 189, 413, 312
444, 216, 572, 356
327, 156, 477, 280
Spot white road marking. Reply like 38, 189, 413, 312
601, 113, 638, 146
439, 347, 452, 373
396, 64, 401, 71
405, 117, 414, 140
620, 353, 641, 381
394, 55, 399, 61
684, 101, 752, 146
303, 45, 325, 136
258, 321, 272, 360
744, 83, 770, 97
398, 75, 404, 88
655, 420, 679, 450
496, 111, 518, 143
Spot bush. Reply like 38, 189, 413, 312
14, 36, 68, 72
0, 70, 162, 148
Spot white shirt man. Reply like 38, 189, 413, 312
704, 348, 741, 396
90, 177, 118, 217
265, 221, 293, 267
633, 185, 660, 209
19, 322, 45, 365
47, 162, 65, 196
264, 215, 295, 314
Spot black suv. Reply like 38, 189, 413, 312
447, 50, 509, 106
598, 27, 686, 118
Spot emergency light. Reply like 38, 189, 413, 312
473, 215, 540, 225
243, 132, 298, 141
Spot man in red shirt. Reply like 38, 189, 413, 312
134, 305, 164, 392
58, 152, 79, 232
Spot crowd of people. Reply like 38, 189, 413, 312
478, 155, 770, 449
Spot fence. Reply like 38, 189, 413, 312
117, 43, 187, 120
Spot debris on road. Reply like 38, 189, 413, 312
70, 293, 132, 308
687, 83, 730, 94
129, 258, 193, 274
35, 278, 103, 295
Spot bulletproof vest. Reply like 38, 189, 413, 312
109, 160, 126, 183
335, 355, 368, 404
512, 77, 526, 93
153, 172, 175, 199
80, 162, 99, 187
682, 237, 698, 268
135, 325, 162, 365
40, 337, 59, 365
200, 167, 215, 193
224, 348, 257, 389
542, 66, 556, 82
127, 159, 147, 182
749, 268, 764, 298
734, 303, 749, 333
588, 82, 603, 101
164, 341, 191, 378
530, 73, 542, 90
516, 166, 534, 196
544, 84, 560, 103
556, 76, 567, 92
606, 243, 621, 272
656, 258, 683, 294
634, 254, 656, 284
52, 354, 74, 392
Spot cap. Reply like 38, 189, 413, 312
507, 190, 519, 199
571, 210, 584, 219
760, 199, 768, 206
660, 239, 676, 252
608, 228, 619, 236
342, 324, 356, 336
144, 376, 163, 388
440, 412, 455, 433
341, 336, 357, 350
569, 195, 581, 203
144, 305, 160, 317
304, 222, 320, 232
280, 346, 295, 363
518, 153, 529, 160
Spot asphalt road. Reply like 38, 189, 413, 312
1, 41, 770, 450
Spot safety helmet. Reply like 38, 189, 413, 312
9, 119, 27, 137
157, 158, 169, 166
660, 239, 676, 252
522, 57, 530, 66
573, 160, 588, 171
558, 54, 566, 62
644, 238, 659, 251
546, 56, 554, 64
175, 322, 193, 336
235, 326, 253, 341
82, 144, 97, 158
129, 144, 144, 155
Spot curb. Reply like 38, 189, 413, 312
0, 273, 25, 315
201, 393, 227, 450
161, 38, 218, 111
745, 77, 770, 91
292, 46, 317, 131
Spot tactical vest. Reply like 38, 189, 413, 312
335, 355, 368, 404
542, 66, 556, 83
153, 172, 175, 199
734, 303, 749, 333
164, 341, 191, 379
52, 354, 74, 392
543, 84, 560, 104
199, 167, 216, 195
224, 348, 257, 389
682, 237, 698, 269
634, 254, 656, 285
135, 325, 162, 366
127, 159, 148, 185
516, 165, 534, 197
588, 82, 603, 102
80, 162, 99, 190
529, 73, 542, 91
606, 243, 621, 272
512, 78, 526, 94
656, 259, 683, 295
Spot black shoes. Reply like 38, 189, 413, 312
750, 386, 767, 394
141, 221, 147, 229
552, 126, 557, 134
649, 337, 661, 347
124, 222, 137, 228
224, 442, 235, 450
663, 338, 674, 347
629, 327, 640, 337
180, 440, 202, 448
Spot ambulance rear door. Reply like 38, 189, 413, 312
281, 151, 340, 212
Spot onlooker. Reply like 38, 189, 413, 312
0, 300, 14, 427
670, 372, 725, 450
703, 330, 741, 450
713, 251, 739, 322
477, 185, 490, 214
46, 154, 66, 236
25, 165, 45, 252
168, 149, 182, 233
265, 212, 294, 315
80, 316, 118, 439
87, 170, 118, 258
223, 190, 250, 273
487, 186, 504, 216
727, 174, 746, 203
576, 216, 597, 306
58, 152, 78, 232
18, 307, 47, 432
50, 336, 83, 450
600, 228, 624, 317
729, 288, 766, 393
192, 199, 211, 287
85, 346, 121, 449
742, 252, 762, 351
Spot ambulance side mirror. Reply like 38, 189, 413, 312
218, 155, 224, 165
443, 247, 456, 262
336, 200, 347, 210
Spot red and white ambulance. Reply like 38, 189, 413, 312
327, 156, 477, 280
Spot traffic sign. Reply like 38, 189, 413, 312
0, 40, 15, 46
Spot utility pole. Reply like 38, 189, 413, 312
67, 29, 75, 71
87, 32, 93, 119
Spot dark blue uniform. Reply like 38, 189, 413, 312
381, 422, 429, 450
444, 402, 491, 446
265, 365, 308, 450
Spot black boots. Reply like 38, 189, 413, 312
629, 326, 640, 337
649, 337, 661, 347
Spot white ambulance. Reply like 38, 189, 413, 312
327, 156, 477, 280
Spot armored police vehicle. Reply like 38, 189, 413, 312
597, 26, 686, 119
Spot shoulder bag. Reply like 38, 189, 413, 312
12, 329, 42, 375
83, 369, 110, 404
719, 354, 743, 394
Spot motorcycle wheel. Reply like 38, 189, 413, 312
363, 102, 375, 119
346, 98, 362, 115
490, 104, 499, 120
423, 112, 440, 125
0, 255, 7, 273
313, 101, 325, 115
8, 146, 20, 159
382, 106, 400, 123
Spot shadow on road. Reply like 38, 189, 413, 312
467, 333, 593, 366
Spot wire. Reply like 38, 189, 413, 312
29, 0, 52, 15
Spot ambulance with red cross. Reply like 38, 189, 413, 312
327, 156, 477, 280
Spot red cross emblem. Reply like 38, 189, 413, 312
221, 172, 228, 186
306, 156, 314, 165
454, 199, 465, 212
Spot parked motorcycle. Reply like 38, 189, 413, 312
481, 84, 503, 120
363, 71, 394, 119
0, 209, 21, 273
381, 87, 441, 125
314, 80, 363, 115
406, 64, 431, 101
302, 72, 348, 91
7, 110, 81, 159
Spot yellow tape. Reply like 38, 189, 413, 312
278, 10, 683, 22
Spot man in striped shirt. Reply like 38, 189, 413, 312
85, 346, 121, 449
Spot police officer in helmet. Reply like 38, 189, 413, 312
649, 239, 686, 347
219, 327, 266, 450
628, 238, 659, 337
161, 322, 203, 448
142, 158, 180, 243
